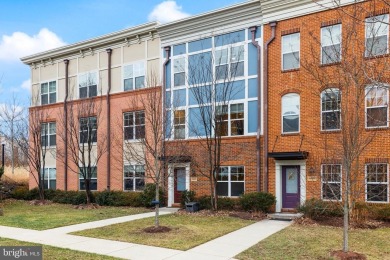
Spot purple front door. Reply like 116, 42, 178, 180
282, 166, 300, 209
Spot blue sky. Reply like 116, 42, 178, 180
0, 0, 245, 106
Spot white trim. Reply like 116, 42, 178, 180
365, 85, 389, 129
321, 163, 342, 201
365, 163, 389, 203
77, 70, 99, 99
281, 93, 300, 134
320, 88, 341, 131
168, 163, 190, 207
281, 33, 300, 71
320, 24, 342, 65
122, 60, 147, 91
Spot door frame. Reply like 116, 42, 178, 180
282, 165, 301, 209
275, 160, 306, 212
168, 163, 190, 207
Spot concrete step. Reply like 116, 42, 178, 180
268, 213, 303, 221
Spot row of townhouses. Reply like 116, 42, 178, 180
21, 0, 390, 211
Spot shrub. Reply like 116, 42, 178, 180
197, 195, 212, 210
354, 202, 390, 221
239, 192, 276, 213
138, 184, 165, 207
52, 190, 89, 205
95, 190, 142, 207
195, 196, 237, 210
298, 198, 343, 219
180, 190, 196, 208
11, 186, 31, 200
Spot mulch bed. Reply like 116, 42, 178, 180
295, 216, 390, 229
331, 250, 367, 260
143, 226, 171, 233
73, 203, 100, 210
175, 209, 267, 221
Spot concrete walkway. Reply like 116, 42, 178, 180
0, 209, 292, 260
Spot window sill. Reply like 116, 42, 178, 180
365, 200, 389, 204
281, 132, 300, 137
281, 68, 300, 73
320, 130, 341, 134
319, 62, 341, 67
364, 53, 390, 60
365, 126, 389, 131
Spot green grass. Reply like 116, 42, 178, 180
0, 237, 119, 260
0, 200, 150, 230
73, 213, 254, 250
236, 224, 390, 260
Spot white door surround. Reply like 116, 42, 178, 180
167, 163, 190, 207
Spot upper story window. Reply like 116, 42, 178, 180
282, 93, 300, 133
41, 122, 56, 147
365, 14, 389, 57
41, 81, 56, 105
215, 45, 245, 80
321, 24, 341, 64
41, 168, 56, 190
321, 88, 341, 130
173, 57, 186, 87
216, 166, 245, 197
174, 110, 185, 139
216, 103, 244, 136
123, 62, 145, 91
80, 117, 97, 144
124, 111, 145, 140
282, 33, 300, 70
79, 72, 97, 98
365, 85, 388, 128
366, 163, 388, 202
322, 164, 341, 201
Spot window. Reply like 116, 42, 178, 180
40, 81, 56, 105
366, 85, 388, 128
123, 62, 145, 91
41, 168, 56, 190
321, 88, 341, 130
174, 110, 185, 139
282, 93, 300, 133
41, 122, 56, 146
217, 166, 245, 197
365, 14, 389, 57
124, 111, 145, 140
366, 163, 388, 202
173, 57, 185, 87
80, 117, 97, 144
79, 72, 97, 98
321, 24, 341, 64
215, 45, 244, 80
216, 103, 244, 136
322, 164, 342, 200
282, 33, 300, 70
124, 165, 145, 191
79, 167, 97, 191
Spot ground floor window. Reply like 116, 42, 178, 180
79, 167, 97, 190
41, 168, 56, 189
217, 166, 244, 197
366, 163, 388, 202
124, 165, 145, 191
321, 164, 341, 200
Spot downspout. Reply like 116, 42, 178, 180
64, 59, 69, 191
106, 48, 112, 191
263, 21, 277, 192
249, 26, 262, 192
162, 46, 171, 192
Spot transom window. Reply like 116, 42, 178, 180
217, 166, 245, 197
215, 45, 244, 80
124, 165, 145, 191
282, 33, 300, 70
40, 81, 56, 105
365, 14, 389, 57
365, 85, 388, 128
174, 110, 185, 139
41, 168, 56, 190
366, 163, 388, 202
322, 164, 342, 201
173, 57, 186, 87
321, 24, 341, 64
79, 72, 97, 98
123, 111, 145, 140
41, 122, 56, 147
79, 167, 97, 191
216, 103, 244, 136
123, 62, 145, 91
282, 93, 300, 133
321, 88, 341, 130
79, 117, 97, 144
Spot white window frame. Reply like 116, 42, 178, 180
40, 80, 57, 105
214, 43, 245, 81
321, 164, 342, 201
216, 166, 245, 197
123, 164, 145, 191
365, 14, 389, 57
216, 102, 245, 137
41, 168, 56, 190
321, 24, 342, 64
365, 85, 389, 128
281, 93, 300, 134
79, 166, 97, 191
79, 116, 97, 144
321, 88, 341, 131
173, 56, 186, 88
365, 163, 389, 203
78, 71, 98, 99
41, 122, 56, 147
123, 111, 145, 141
173, 109, 186, 139
282, 33, 300, 71
123, 61, 146, 91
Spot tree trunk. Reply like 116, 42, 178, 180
155, 183, 160, 228
85, 179, 91, 204
343, 167, 350, 252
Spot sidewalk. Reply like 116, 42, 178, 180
0, 209, 291, 260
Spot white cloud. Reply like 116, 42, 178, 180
148, 1, 190, 24
0, 28, 66, 62
20, 79, 31, 91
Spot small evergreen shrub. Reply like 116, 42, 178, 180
195, 195, 237, 210
298, 198, 343, 219
95, 190, 142, 207
52, 190, 89, 205
138, 184, 165, 207
239, 192, 276, 213
180, 190, 196, 208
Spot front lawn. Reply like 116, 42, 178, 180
73, 213, 255, 250
236, 224, 390, 260
0, 200, 150, 230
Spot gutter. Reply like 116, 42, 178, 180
263, 21, 277, 192
106, 48, 112, 191
162, 46, 171, 190
249, 26, 262, 192
64, 59, 69, 191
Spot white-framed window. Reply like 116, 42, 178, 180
282, 33, 300, 70
80, 117, 97, 144
321, 24, 342, 64
216, 103, 244, 136
321, 88, 341, 130
40, 81, 56, 105
123, 62, 145, 91
366, 163, 388, 202
124, 111, 145, 140
79, 166, 97, 191
217, 166, 245, 197
174, 109, 185, 139
282, 93, 300, 133
365, 85, 388, 128
124, 165, 145, 191
41, 122, 56, 147
41, 168, 56, 190
215, 45, 245, 80
79, 72, 97, 98
173, 57, 186, 87
321, 164, 342, 201
365, 14, 389, 57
